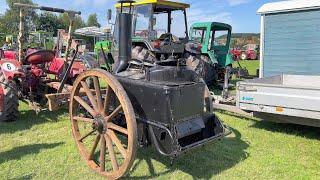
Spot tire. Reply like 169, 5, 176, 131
131, 46, 157, 64
0, 70, 19, 122
240, 52, 247, 60
186, 55, 217, 86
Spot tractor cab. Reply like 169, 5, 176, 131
114, 0, 190, 57
189, 22, 233, 67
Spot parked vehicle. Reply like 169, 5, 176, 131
231, 44, 259, 60
69, 1, 229, 179
105, 0, 234, 85
187, 22, 234, 84
237, 75, 320, 127
0, 3, 87, 121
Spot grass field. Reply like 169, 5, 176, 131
1, 60, 320, 179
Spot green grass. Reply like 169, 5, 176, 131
1, 103, 320, 179
232, 60, 260, 76
1, 61, 320, 179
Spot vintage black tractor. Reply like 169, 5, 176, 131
69, 1, 230, 179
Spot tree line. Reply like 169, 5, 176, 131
0, 0, 101, 39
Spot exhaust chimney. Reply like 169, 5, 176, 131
115, 0, 135, 73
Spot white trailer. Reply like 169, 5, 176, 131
229, 1, 320, 127
237, 75, 320, 127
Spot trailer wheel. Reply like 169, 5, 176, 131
70, 69, 137, 179
0, 70, 19, 122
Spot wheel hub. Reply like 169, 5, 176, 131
93, 114, 106, 134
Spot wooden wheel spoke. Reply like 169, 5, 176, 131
108, 130, 127, 158
79, 129, 96, 142
106, 105, 122, 122
107, 122, 128, 135
80, 81, 99, 112
103, 86, 112, 116
74, 96, 96, 117
73, 116, 94, 123
70, 70, 137, 179
89, 135, 100, 160
100, 135, 106, 172
93, 76, 103, 112
105, 134, 119, 171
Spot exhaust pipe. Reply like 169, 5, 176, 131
115, 0, 135, 73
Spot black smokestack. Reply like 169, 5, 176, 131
115, 0, 134, 73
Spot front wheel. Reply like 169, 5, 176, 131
69, 69, 137, 179
0, 70, 19, 122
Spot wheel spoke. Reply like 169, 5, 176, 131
100, 135, 106, 172
79, 129, 96, 142
103, 86, 112, 116
81, 81, 99, 112
74, 96, 96, 117
108, 130, 127, 158
105, 134, 119, 171
107, 122, 128, 135
89, 135, 100, 160
105, 105, 122, 122
73, 116, 94, 123
93, 76, 103, 112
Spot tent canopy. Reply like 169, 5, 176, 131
74, 26, 109, 37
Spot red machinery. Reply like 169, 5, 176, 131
231, 44, 260, 60
0, 3, 90, 121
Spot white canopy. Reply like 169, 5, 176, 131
74, 26, 108, 37
258, 0, 320, 14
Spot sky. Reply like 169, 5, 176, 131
0, 0, 283, 33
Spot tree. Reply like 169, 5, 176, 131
58, 13, 86, 32
35, 12, 65, 36
0, 0, 37, 34
87, 13, 101, 27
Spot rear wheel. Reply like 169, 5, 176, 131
131, 46, 157, 64
69, 69, 137, 179
186, 55, 217, 86
0, 70, 19, 122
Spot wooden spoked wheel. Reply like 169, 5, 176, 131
69, 69, 137, 179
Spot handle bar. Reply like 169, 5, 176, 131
14, 3, 81, 15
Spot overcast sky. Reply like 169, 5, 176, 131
0, 0, 283, 33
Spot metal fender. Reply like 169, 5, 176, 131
0, 59, 24, 80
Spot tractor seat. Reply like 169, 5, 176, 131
25, 50, 55, 65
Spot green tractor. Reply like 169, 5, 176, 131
186, 22, 234, 84
105, 0, 233, 85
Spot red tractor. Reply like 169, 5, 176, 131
231, 44, 260, 60
0, 4, 92, 121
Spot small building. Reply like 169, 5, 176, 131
258, 0, 320, 78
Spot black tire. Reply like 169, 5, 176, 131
186, 55, 217, 86
131, 46, 157, 64
0, 70, 19, 122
